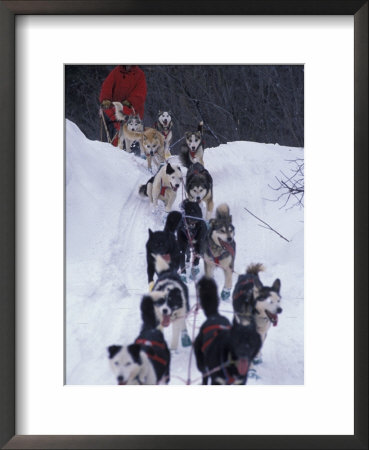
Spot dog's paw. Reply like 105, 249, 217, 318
180, 273, 187, 283
190, 266, 200, 280
247, 368, 261, 380
181, 330, 192, 347
253, 355, 263, 365
220, 288, 231, 301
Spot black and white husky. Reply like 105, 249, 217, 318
145, 211, 182, 290
185, 162, 214, 220
151, 255, 191, 350
233, 264, 282, 358
155, 111, 173, 157
108, 295, 170, 385
180, 121, 204, 167
194, 277, 261, 385
177, 199, 207, 282
139, 163, 183, 213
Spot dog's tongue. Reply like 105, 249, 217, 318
162, 314, 171, 327
237, 358, 249, 376
162, 254, 171, 263
266, 311, 278, 327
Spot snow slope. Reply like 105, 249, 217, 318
66, 120, 304, 385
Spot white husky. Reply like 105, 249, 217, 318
139, 163, 183, 212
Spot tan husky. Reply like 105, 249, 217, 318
127, 125, 167, 171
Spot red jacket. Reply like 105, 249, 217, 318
99, 65, 147, 120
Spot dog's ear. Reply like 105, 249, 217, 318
158, 110, 162, 116
107, 345, 122, 359
272, 279, 281, 294
253, 285, 260, 299
128, 344, 142, 365
148, 228, 153, 238
141, 295, 158, 328
166, 163, 175, 175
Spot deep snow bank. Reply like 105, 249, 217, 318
66, 119, 304, 385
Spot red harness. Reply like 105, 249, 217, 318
147, 353, 167, 366
135, 339, 168, 366
208, 240, 235, 266
232, 279, 254, 300
160, 180, 170, 196
201, 324, 231, 352
135, 338, 166, 349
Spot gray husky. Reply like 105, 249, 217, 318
203, 203, 236, 301
112, 101, 144, 152
179, 121, 204, 167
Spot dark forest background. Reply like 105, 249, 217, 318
65, 65, 304, 150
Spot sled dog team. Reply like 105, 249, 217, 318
108, 107, 283, 385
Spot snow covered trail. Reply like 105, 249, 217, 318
66, 120, 304, 385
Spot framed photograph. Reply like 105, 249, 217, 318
0, 1, 367, 449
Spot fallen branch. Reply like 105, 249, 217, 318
244, 207, 290, 242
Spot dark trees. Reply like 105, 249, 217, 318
65, 65, 303, 150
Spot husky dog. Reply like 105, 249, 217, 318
145, 211, 182, 289
203, 204, 236, 300
151, 255, 191, 350
139, 163, 183, 213
112, 102, 143, 152
177, 199, 207, 282
233, 264, 282, 354
155, 111, 173, 158
108, 295, 170, 385
180, 121, 204, 168
185, 163, 214, 220
124, 124, 166, 171
194, 277, 261, 385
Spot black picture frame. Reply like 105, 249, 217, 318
0, 1, 367, 449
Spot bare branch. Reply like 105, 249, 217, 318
267, 158, 304, 209
244, 207, 290, 242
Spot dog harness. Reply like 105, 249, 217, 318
161, 130, 171, 139
207, 239, 235, 266
232, 279, 254, 301
160, 180, 170, 196
201, 324, 231, 352
186, 139, 204, 160
135, 338, 168, 366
